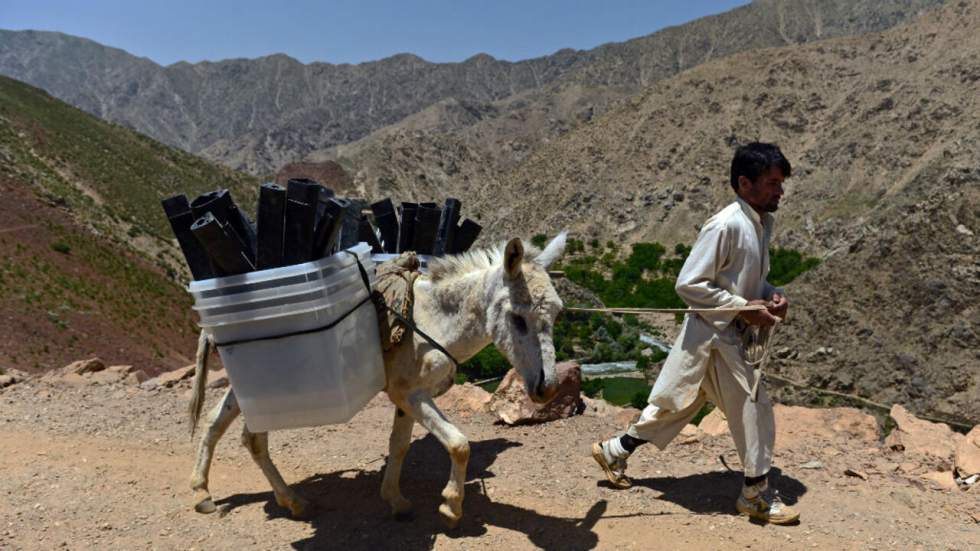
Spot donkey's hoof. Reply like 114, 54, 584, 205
438, 503, 462, 529
277, 495, 314, 519
388, 495, 413, 519
193, 490, 217, 514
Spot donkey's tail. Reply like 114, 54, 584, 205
188, 329, 211, 438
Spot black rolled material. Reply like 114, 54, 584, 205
314, 187, 336, 229
397, 202, 418, 253
256, 183, 287, 270
370, 198, 400, 253
191, 212, 256, 276
161, 194, 215, 280
312, 197, 349, 259
338, 199, 368, 250
433, 197, 461, 256
358, 215, 384, 253
412, 204, 442, 255
282, 179, 322, 265
190, 189, 257, 262
451, 218, 483, 253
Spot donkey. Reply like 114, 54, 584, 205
187, 233, 567, 527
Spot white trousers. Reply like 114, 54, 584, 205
626, 349, 775, 477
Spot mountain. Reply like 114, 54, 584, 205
0, 1, 945, 175
0, 75, 257, 374
483, 0, 978, 422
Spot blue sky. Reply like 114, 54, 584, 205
2, 1, 749, 66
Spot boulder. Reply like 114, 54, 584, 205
61, 358, 105, 375
488, 362, 583, 425
775, 404, 880, 449
88, 370, 127, 385
0, 374, 15, 388
698, 408, 729, 436
581, 396, 640, 429
885, 404, 964, 470
920, 470, 959, 491
154, 364, 196, 388
435, 383, 492, 416
955, 425, 980, 478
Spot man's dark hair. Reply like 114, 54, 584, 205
730, 142, 791, 192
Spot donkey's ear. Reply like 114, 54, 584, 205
534, 231, 567, 269
504, 238, 524, 279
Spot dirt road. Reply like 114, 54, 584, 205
1, 379, 977, 550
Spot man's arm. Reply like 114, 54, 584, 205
675, 221, 750, 331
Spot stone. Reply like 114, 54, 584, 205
0, 374, 15, 388
61, 358, 105, 376
88, 370, 127, 385
884, 404, 964, 470
678, 423, 700, 444
580, 396, 640, 429
698, 408, 729, 436
488, 362, 583, 425
206, 368, 230, 389
954, 425, 980, 477
107, 365, 135, 374
58, 373, 90, 386
920, 470, 958, 491
154, 364, 196, 388
775, 405, 880, 449
799, 461, 824, 470
844, 468, 868, 480
435, 383, 491, 416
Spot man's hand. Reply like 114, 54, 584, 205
740, 299, 778, 327
768, 293, 789, 320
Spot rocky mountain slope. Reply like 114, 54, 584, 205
0, 75, 256, 374
482, 0, 978, 423
0, 1, 945, 174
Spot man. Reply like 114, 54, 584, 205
592, 142, 799, 525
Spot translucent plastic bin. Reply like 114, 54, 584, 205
189, 243, 372, 300
190, 243, 385, 432
201, 280, 384, 432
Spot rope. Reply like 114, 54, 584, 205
565, 305, 768, 315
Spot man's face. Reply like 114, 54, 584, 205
738, 166, 785, 213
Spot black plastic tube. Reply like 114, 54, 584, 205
312, 197, 349, 259
358, 215, 384, 253
255, 183, 287, 270
282, 179, 322, 265
338, 199, 367, 250
370, 198, 400, 253
162, 194, 215, 280
433, 197, 461, 256
412, 204, 442, 255
190, 189, 257, 263
397, 202, 418, 253
191, 212, 256, 276
452, 218, 483, 253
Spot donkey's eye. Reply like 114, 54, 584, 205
510, 314, 528, 335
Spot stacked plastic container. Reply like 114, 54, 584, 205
189, 243, 385, 432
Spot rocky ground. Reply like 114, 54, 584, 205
1, 365, 977, 550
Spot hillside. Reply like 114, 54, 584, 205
483, 0, 979, 422
0, 75, 257, 374
0, 1, 945, 174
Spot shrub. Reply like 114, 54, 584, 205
531, 233, 548, 249
50, 242, 71, 254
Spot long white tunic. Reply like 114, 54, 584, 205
647, 197, 782, 412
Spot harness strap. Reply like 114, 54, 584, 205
346, 252, 460, 368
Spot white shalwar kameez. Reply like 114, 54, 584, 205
627, 197, 782, 477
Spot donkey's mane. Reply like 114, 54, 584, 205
427, 240, 544, 282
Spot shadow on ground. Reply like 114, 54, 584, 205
216, 434, 610, 550
615, 466, 807, 515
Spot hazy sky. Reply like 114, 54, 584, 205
3, 1, 749, 66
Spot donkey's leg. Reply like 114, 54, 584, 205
240, 427, 311, 518
405, 392, 469, 528
380, 407, 415, 519
190, 388, 240, 514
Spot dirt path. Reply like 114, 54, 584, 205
1, 380, 977, 550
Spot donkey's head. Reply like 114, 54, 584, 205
486, 233, 567, 403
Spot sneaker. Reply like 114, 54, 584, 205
735, 479, 800, 525
591, 440, 632, 489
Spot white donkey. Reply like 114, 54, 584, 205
188, 234, 567, 527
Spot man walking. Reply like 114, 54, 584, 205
592, 142, 799, 525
